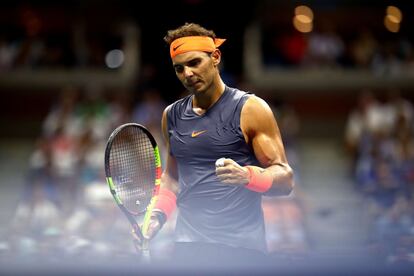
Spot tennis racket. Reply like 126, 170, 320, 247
104, 123, 162, 262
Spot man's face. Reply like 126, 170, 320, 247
172, 50, 219, 95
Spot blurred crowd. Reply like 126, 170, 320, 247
345, 88, 414, 264
0, 4, 413, 75
0, 27, 123, 71
0, 5, 125, 71
0, 84, 167, 262
262, 23, 414, 75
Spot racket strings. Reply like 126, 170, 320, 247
110, 127, 155, 214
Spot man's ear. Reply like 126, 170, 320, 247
211, 49, 221, 66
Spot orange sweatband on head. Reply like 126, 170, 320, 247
170, 36, 226, 58
154, 187, 177, 219
245, 166, 273, 193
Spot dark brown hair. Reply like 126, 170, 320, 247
163, 23, 216, 45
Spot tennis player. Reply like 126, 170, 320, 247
135, 22, 294, 266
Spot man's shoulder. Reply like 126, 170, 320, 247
164, 94, 192, 119
242, 94, 273, 118
226, 85, 249, 95
169, 94, 191, 109
225, 86, 253, 103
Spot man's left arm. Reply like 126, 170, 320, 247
215, 95, 294, 196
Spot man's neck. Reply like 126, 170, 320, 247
192, 79, 225, 113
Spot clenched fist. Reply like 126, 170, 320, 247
215, 158, 250, 186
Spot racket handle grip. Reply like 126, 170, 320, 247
141, 239, 151, 263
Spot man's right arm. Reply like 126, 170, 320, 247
159, 105, 179, 194
143, 105, 179, 239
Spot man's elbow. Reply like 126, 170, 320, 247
280, 168, 295, 195
284, 173, 295, 195
266, 167, 294, 196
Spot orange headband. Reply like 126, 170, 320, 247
170, 36, 226, 58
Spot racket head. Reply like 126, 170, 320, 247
105, 123, 161, 216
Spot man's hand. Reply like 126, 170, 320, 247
131, 212, 164, 249
215, 158, 250, 186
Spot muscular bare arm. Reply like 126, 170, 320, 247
159, 105, 179, 194
215, 95, 294, 196
242, 95, 294, 196
136, 106, 179, 240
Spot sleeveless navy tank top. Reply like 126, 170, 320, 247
167, 86, 267, 252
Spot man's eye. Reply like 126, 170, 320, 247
188, 60, 200, 67
174, 66, 184, 73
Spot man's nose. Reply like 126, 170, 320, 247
183, 66, 194, 77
